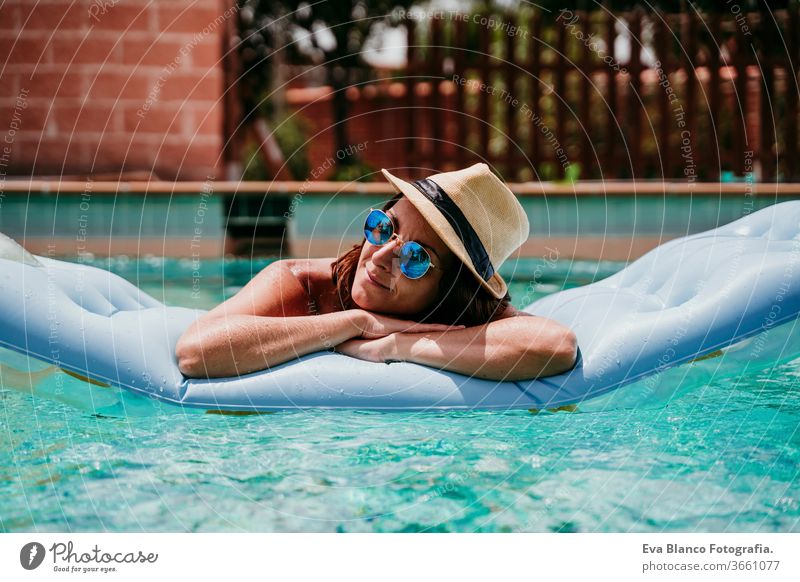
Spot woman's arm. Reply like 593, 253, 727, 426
335, 308, 578, 381
176, 259, 364, 378
176, 260, 465, 378
176, 309, 364, 378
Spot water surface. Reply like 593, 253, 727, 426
1, 258, 797, 532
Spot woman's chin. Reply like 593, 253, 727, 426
353, 283, 402, 314
351, 284, 377, 311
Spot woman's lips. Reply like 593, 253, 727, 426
366, 269, 390, 290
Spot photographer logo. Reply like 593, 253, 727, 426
20, 542, 46, 570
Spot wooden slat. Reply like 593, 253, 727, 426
505, 16, 518, 178
479, 22, 490, 163
579, 11, 592, 179
431, 16, 442, 169
759, 11, 775, 181
709, 12, 721, 180
405, 19, 416, 171
733, 11, 749, 175
628, 10, 642, 178
530, 11, 541, 175
657, 11, 671, 179
785, 6, 799, 180
684, 11, 698, 182
555, 14, 566, 179
605, 3, 617, 177
455, 19, 467, 170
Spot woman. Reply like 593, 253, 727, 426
176, 163, 577, 381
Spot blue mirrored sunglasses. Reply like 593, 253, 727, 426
363, 208, 437, 280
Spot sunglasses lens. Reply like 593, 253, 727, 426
364, 210, 392, 245
399, 242, 431, 279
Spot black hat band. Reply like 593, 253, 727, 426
411, 178, 495, 281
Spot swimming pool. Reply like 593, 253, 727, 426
1, 258, 798, 532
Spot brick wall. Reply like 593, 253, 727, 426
0, 0, 230, 181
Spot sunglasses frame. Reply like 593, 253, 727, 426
364, 208, 438, 280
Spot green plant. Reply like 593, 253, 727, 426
242, 112, 311, 181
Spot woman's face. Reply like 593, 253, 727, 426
351, 197, 455, 316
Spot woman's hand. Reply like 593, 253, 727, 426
335, 309, 579, 380
353, 309, 464, 340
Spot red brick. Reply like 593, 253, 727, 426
51, 37, 120, 65
0, 74, 20, 98
157, 6, 226, 34
82, 135, 156, 168
0, 36, 52, 66
25, 1, 89, 33
123, 105, 187, 134
189, 104, 222, 137
188, 38, 220, 68
158, 71, 220, 102
122, 38, 186, 67
54, 103, 120, 133
27, 71, 86, 99
0, 103, 51, 134
85, 70, 154, 101
88, 4, 155, 33
0, 3, 21, 29
11, 136, 84, 169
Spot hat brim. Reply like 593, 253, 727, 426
380, 168, 508, 300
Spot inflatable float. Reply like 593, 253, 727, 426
1, 201, 799, 414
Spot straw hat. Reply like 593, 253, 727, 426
380, 163, 530, 299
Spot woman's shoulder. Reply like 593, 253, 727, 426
278, 258, 339, 315
280, 258, 334, 289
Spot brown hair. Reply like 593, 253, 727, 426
330, 194, 511, 326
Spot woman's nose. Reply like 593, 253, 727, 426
371, 238, 401, 271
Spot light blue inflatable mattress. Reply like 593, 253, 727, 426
1, 201, 799, 412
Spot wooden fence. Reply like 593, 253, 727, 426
401, 6, 799, 182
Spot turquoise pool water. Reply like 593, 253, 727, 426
1, 258, 798, 532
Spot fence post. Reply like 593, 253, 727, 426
454, 18, 467, 170
628, 9, 642, 179
759, 10, 776, 181
709, 11, 721, 181
479, 20, 491, 166
505, 14, 518, 178
579, 10, 592, 179
431, 16, 442, 170
785, 5, 799, 180
406, 18, 416, 173
605, 2, 617, 177
530, 10, 541, 177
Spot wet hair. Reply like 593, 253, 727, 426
330, 193, 511, 326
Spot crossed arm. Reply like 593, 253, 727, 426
176, 260, 577, 381
177, 306, 577, 381
334, 307, 578, 381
